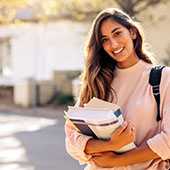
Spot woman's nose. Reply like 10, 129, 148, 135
110, 39, 118, 48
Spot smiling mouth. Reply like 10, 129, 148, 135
112, 47, 124, 55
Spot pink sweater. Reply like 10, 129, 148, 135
65, 60, 170, 170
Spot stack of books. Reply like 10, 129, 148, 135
64, 97, 136, 153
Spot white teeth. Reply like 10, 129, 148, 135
113, 47, 124, 54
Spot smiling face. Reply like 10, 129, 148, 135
100, 18, 139, 68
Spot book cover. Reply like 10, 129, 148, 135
69, 118, 98, 139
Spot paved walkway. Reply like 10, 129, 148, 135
0, 105, 86, 170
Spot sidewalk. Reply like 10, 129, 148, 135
0, 104, 85, 170
0, 103, 66, 118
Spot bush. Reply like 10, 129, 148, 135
52, 93, 75, 106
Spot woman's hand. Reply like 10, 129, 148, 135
108, 121, 136, 151
92, 151, 119, 168
85, 121, 136, 154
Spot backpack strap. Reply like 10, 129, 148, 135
149, 66, 165, 121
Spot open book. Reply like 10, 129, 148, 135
64, 97, 136, 153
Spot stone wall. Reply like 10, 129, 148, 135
13, 70, 81, 107
51, 70, 81, 95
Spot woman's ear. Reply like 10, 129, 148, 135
130, 27, 137, 40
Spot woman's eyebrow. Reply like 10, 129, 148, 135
101, 27, 121, 38
111, 27, 121, 33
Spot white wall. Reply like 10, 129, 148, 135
0, 20, 89, 81
138, 1, 170, 62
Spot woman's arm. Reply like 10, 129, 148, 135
85, 121, 136, 154
92, 144, 159, 168
65, 121, 93, 164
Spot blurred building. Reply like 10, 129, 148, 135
0, 20, 88, 106
0, 20, 88, 83
0, 2, 170, 106
137, 2, 170, 63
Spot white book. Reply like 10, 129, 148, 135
65, 97, 137, 153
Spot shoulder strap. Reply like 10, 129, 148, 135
149, 66, 165, 121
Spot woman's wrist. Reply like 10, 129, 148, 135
85, 138, 115, 154
107, 139, 122, 151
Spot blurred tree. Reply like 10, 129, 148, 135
114, 0, 168, 17
0, 0, 30, 24
0, 0, 169, 24
56, 0, 169, 20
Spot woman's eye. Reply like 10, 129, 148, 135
101, 39, 108, 43
114, 31, 121, 37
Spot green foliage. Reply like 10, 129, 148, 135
52, 93, 75, 106
115, 0, 169, 17
0, 0, 169, 24
0, 85, 13, 89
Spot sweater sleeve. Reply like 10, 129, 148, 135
147, 67, 170, 160
65, 119, 93, 165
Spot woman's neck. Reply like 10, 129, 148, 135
117, 53, 140, 69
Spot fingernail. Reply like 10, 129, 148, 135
122, 121, 127, 127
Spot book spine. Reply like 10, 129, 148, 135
70, 119, 98, 139
64, 116, 80, 132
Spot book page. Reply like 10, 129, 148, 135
85, 118, 120, 140
67, 106, 115, 121
85, 97, 120, 112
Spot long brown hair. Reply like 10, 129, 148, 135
79, 8, 155, 106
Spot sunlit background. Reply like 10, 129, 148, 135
0, 113, 57, 170
0, 0, 170, 170
0, 0, 170, 82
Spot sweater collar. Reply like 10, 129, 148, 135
114, 60, 147, 76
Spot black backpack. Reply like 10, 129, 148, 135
149, 65, 165, 121
149, 66, 170, 169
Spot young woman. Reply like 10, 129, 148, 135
65, 8, 170, 169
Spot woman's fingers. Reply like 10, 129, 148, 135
119, 121, 136, 142
91, 152, 103, 156
91, 151, 115, 157
109, 121, 136, 150
114, 121, 128, 136
121, 122, 135, 135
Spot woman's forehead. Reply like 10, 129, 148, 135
101, 18, 122, 27
100, 18, 123, 34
